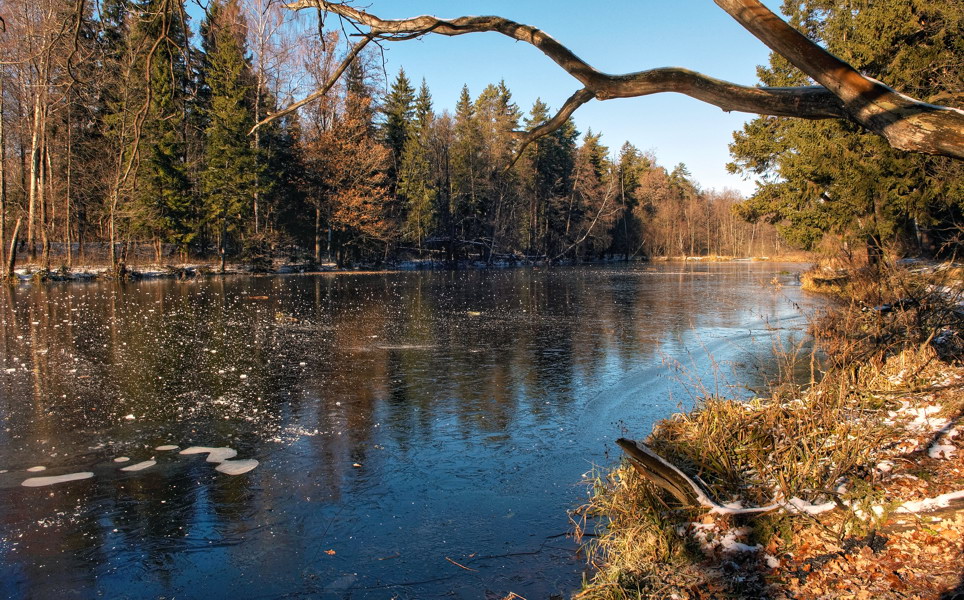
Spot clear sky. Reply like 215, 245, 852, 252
322, 0, 787, 195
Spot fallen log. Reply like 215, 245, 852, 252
615, 438, 778, 515
616, 438, 964, 528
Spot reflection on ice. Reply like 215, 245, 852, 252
0, 263, 820, 599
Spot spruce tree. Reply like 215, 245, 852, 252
450, 85, 485, 253
382, 68, 416, 185
728, 0, 963, 258
398, 80, 436, 253
611, 142, 649, 259
523, 99, 577, 257
130, 0, 194, 256
199, 0, 260, 271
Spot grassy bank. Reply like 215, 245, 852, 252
575, 261, 964, 599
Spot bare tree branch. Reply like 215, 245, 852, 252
507, 88, 595, 171
712, 0, 964, 159
277, 0, 963, 160
250, 33, 373, 134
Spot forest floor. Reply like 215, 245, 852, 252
574, 261, 964, 600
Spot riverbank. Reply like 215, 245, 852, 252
575, 261, 964, 599
4, 253, 813, 283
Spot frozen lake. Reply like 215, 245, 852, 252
0, 262, 820, 599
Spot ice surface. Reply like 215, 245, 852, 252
22, 472, 94, 487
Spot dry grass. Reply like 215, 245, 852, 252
576, 260, 964, 599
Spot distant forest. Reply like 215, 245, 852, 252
0, 0, 789, 271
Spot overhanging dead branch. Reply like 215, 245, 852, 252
272, 0, 963, 160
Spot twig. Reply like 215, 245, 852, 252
444, 556, 478, 572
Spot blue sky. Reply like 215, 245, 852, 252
334, 0, 787, 194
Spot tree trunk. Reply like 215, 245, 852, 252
65, 100, 73, 268
5, 218, 21, 280
314, 205, 322, 263
27, 96, 43, 259
0, 76, 6, 273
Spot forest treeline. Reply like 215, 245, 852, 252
0, 0, 786, 272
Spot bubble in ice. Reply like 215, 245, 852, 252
22, 472, 94, 487
120, 460, 156, 472
155, 445, 178, 451
26, 466, 47, 472
113, 457, 131, 463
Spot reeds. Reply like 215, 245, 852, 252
576, 259, 964, 599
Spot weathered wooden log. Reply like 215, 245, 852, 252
616, 438, 778, 515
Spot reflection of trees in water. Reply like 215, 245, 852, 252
0, 264, 810, 598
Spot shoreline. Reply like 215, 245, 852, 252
3, 254, 812, 284
576, 261, 964, 600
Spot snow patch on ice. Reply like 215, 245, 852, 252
120, 460, 156, 472
215, 459, 259, 475
179, 446, 237, 463
22, 472, 94, 487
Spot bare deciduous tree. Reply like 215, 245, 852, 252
266, 0, 964, 160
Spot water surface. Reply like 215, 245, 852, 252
0, 262, 819, 599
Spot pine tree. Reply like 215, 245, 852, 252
199, 0, 260, 271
